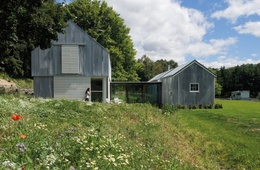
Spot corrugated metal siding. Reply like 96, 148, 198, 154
33, 77, 53, 98
162, 62, 215, 106
54, 76, 90, 100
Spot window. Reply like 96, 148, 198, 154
62, 45, 79, 74
190, 83, 199, 92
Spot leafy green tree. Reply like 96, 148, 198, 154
137, 55, 154, 81
154, 59, 178, 74
64, 0, 139, 81
209, 68, 222, 97
137, 55, 178, 81
0, 0, 66, 77
217, 64, 260, 98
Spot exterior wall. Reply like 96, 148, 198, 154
54, 75, 90, 100
162, 63, 215, 106
33, 77, 53, 98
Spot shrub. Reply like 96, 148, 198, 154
214, 103, 223, 109
204, 104, 213, 109
192, 105, 198, 109
176, 104, 185, 109
162, 104, 178, 115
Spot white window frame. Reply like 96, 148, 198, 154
190, 83, 199, 92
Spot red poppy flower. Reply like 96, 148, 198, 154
12, 115, 21, 121
22, 165, 26, 170
20, 134, 27, 139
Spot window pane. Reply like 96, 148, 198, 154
190, 83, 199, 92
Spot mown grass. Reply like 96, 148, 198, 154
177, 99, 260, 169
0, 93, 259, 169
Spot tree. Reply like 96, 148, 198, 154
216, 64, 260, 98
154, 59, 178, 74
0, 0, 66, 77
137, 55, 154, 81
209, 68, 222, 97
64, 0, 139, 81
137, 55, 178, 81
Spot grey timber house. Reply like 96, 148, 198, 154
31, 20, 111, 102
149, 60, 216, 106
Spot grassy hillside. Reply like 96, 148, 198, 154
0, 73, 33, 89
0, 94, 259, 169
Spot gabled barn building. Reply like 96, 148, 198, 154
149, 60, 216, 106
31, 20, 111, 102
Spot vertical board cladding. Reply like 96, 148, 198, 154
161, 62, 215, 106
54, 76, 90, 100
33, 77, 53, 98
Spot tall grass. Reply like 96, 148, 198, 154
0, 72, 33, 89
0, 93, 259, 169
0, 94, 191, 169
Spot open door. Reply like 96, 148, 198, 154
91, 78, 103, 102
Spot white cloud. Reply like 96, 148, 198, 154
105, 0, 236, 63
201, 57, 260, 68
186, 37, 237, 57
211, 0, 260, 23
234, 22, 260, 37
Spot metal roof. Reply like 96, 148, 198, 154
148, 69, 172, 82
148, 60, 216, 82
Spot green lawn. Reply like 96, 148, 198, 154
177, 99, 260, 169
0, 94, 259, 169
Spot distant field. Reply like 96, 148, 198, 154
176, 99, 260, 169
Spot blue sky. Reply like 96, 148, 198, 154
59, 0, 260, 68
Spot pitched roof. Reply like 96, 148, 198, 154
148, 60, 216, 82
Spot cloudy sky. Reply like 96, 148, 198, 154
61, 0, 260, 68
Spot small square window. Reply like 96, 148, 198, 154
190, 83, 199, 92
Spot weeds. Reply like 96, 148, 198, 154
0, 94, 258, 169
0, 94, 188, 169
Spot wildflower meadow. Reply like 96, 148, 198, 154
0, 94, 188, 170
0, 94, 259, 169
